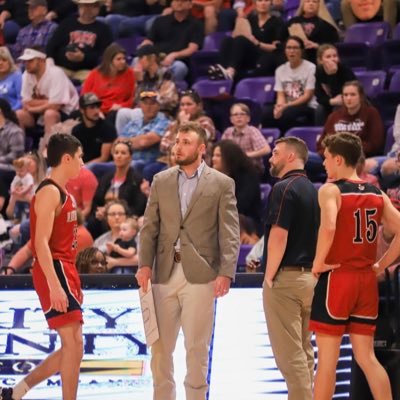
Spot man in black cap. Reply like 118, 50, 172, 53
10, 0, 57, 59
72, 92, 117, 166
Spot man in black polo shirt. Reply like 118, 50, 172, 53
72, 93, 116, 166
262, 136, 319, 400
140, 0, 204, 81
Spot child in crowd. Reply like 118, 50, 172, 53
9, 157, 34, 221
106, 217, 138, 260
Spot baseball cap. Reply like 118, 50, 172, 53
79, 93, 102, 108
136, 45, 158, 58
18, 48, 47, 61
27, 0, 48, 7
139, 90, 160, 102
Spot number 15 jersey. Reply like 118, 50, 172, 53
325, 179, 384, 270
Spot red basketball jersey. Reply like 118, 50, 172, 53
325, 179, 384, 270
30, 179, 78, 263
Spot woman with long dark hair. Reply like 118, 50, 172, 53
81, 42, 135, 118
212, 139, 262, 226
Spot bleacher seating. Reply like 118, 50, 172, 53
284, 127, 324, 152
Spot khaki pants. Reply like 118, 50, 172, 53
263, 270, 317, 400
62, 67, 91, 82
151, 262, 215, 400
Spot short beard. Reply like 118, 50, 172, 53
269, 164, 283, 178
176, 151, 199, 166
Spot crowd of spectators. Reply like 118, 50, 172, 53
0, 0, 400, 276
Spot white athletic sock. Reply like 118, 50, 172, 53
13, 379, 30, 400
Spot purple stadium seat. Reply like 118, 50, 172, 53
192, 79, 233, 98
284, 127, 324, 152
394, 22, 400, 39
389, 71, 400, 92
237, 244, 253, 267
234, 77, 275, 105
372, 92, 400, 128
261, 128, 281, 147
344, 22, 390, 45
260, 183, 272, 211
203, 31, 230, 51
354, 70, 386, 98
384, 125, 395, 154
175, 80, 188, 92
190, 51, 219, 82
337, 22, 390, 69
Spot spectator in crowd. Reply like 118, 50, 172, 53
341, 0, 396, 30
76, 246, 107, 274
372, 106, 400, 181
0, 0, 76, 30
87, 140, 147, 239
46, 0, 113, 82
118, 90, 170, 171
0, 98, 25, 187
0, 46, 22, 110
106, 216, 138, 262
208, 0, 287, 80
222, 102, 270, 173
239, 214, 261, 245
134, 44, 179, 116
94, 199, 138, 269
0, 179, 7, 214
103, 0, 161, 38
72, 93, 117, 168
17, 47, 79, 150
212, 139, 262, 228
287, 0, 339, 63
140, 0, 204, 81
314, 43, 355, 126
7, 157, 35, 222
66, 166, 99, 220
317, 80, 385, 157
356, 153, 380, 188
159, 89, 215, 154
45, 0, 77, 23
262, 35, 317, 134
10, 0, 57, 60
81, 43, 135, 121
191, 0, 230, 34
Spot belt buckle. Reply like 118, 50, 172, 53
174, 252, 181, 263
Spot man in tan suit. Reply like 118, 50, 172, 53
136, 122, 240, 400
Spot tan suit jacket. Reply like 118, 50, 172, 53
139, 164, 240, 284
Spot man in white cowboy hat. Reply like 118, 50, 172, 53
16, 46, 79, 149
46, 0, 112, 82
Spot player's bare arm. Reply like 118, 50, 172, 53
312, 183, 341, 276
374, 192, 400, 273
34, 185, 68, 313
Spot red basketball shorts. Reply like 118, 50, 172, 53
309, 268, 378, 336
32, 259, 83, 330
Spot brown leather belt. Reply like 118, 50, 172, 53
280, 266, 310, 272
174, 251, 181, 263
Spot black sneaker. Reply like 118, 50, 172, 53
0, 387, 14, 400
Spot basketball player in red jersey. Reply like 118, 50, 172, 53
1, 134, 84, 400
309, 132, 400, 400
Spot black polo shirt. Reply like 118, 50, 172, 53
264, 169, 320, 269
148, 14, 204, 58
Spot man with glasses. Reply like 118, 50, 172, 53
221, 102, 271, 172
139, 0, 204, 81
